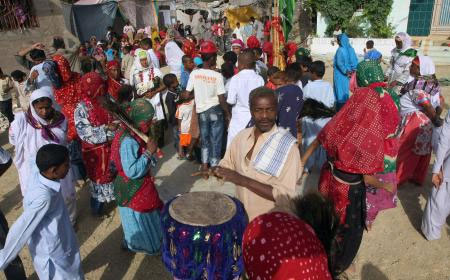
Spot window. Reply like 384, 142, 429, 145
0, 0, 39, 32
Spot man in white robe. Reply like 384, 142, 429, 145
227, 50, 264, 147
422, 110, 450, 240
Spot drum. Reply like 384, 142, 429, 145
161, 191, 247, 279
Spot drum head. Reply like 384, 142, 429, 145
169, 191, 236, 226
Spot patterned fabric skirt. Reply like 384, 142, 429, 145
118, 207, 163, 255
366, 172, 397, 227
89, 181, 115, 203
318, 162, 365, 274
397, 111, 432, 186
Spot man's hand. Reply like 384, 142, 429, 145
432, 171, 443, 188
32, 43, 45, 50
213, 167, 244, 185
145, 91, 156, 99
146, 138, 157, 154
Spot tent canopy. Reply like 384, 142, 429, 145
74, 0, 117, 5
64, 0, 163, 42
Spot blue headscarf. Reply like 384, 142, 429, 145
337, 33, 359, 70
364, 49, 382, 60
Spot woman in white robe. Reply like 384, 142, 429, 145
9, 88, 76, 223
164, 30, 185, 77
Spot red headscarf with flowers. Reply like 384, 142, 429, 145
52, 55, 82, 141
106, 60, 122, 101
246, 36, 260, 49
243, 212, 332, 280
80, 72, 113, 126
285, 42, 297, 64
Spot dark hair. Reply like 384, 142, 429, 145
123, 45, 132, 53
221, 62, 235, 80
81, 59, 93, 74
286, 62, 301, 82
107, 26, 113, 30
200, 53, 217, 64
10, 70, 26, 81
223, 51, 238, 65
30, 49, 46, 61
111, 42, 121, 52
292, 192, 339, 278
31, 97, 52, 106
117, 85, 134, 104
182, 55, 192, 64
366, 40, 374, 49
253, 47, 263, 57
239, 49, 256, 69
310, 60, 326, 77
53, 37, 65, 50
141, 38, 153, 48
175, 40, 183, 49
249, 86, 277, 109
163, 73, 178, 87
297, 56, 312, 71
267, 66, 280, 77
36, 144, 69, 173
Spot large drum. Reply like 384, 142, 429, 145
161, 191, 247, 279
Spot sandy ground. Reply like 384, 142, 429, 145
0, 63, 449, 280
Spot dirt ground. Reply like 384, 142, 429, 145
0, 63, 449, 280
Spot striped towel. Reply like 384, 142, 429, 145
252, 127, 297, 178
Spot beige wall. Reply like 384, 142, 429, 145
0, 0, 74, 74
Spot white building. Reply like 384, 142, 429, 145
316, 0, 449, 37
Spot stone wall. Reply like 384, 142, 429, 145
0, 0, 75, 74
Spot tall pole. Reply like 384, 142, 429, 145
273, 0, 285, 70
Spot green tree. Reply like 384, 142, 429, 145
364, 0, 395, 37
304, 0, 394, 38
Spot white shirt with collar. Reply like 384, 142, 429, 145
226, 69, 264, 147
0, 171, 83, 279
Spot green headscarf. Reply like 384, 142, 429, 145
114, 99, 155, 207
295, 47, 311, 61
356, 60, 400, 108
127, 98, 155, 128
356, 60, 384, 87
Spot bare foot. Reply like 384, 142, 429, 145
191, 165, 210, 180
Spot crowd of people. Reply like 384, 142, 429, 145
0, 15, 448, 280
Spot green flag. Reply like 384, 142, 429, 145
279, 0, 296, 40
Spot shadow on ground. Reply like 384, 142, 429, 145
396, 170, 432, 233
360, 263, 389, 280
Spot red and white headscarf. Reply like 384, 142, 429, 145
243, 212, 332, 280
231, 39, 245, 49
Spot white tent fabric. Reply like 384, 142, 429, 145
74, 0, 115, 5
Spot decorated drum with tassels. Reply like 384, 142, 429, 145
161, 191, 247, 280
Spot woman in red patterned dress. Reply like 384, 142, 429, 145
74, 72, 117, 216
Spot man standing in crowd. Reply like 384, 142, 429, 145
216, 87, 302, 220
186, 41, 230, 178
227, 50, 264, 146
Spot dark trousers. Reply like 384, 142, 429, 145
0, 99, 14, 123
0, 210, 26, 280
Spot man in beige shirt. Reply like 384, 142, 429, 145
215, 87, 303, 221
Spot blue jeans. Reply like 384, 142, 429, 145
198, 105, 224, 167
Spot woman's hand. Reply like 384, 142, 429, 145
146, 138, 157, 154
107, 123, 119, 131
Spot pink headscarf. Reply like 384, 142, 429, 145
231, 39, 245, 49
